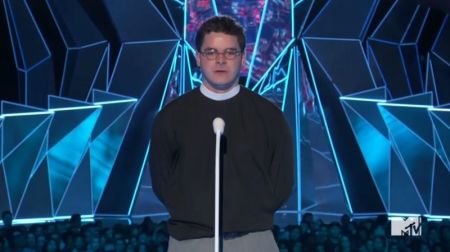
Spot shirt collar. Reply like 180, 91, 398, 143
200, 84, 240, 101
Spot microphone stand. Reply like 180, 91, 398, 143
213, 118, 225, 252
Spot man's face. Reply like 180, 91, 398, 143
196, 32, 245, 93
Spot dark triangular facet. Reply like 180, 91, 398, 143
15, 161, 53, 219
56, 151, 92, 216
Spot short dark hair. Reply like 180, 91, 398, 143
195, 15, 246, 52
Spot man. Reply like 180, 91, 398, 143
150, 15, 294, 252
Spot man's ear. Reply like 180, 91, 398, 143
241, 51, 246, 65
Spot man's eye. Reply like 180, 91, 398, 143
206, 51, 216, 56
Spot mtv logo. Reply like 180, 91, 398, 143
391, 217, 422, 236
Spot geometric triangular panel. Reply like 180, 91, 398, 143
390, 146, 427, 214
48, 109, 100, 211
56, 150, 92, 216
14, 160, 53, 219
342, 102, 390, 209
2, 117, 51, 213
431, 156, 450, 215
91, 107, 134, 211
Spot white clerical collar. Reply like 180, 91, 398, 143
200, 84, 240, 101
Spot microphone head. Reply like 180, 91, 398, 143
213, 117, 225, 135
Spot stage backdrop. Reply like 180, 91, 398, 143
0, 0, 449, 224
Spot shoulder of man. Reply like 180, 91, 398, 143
157, 87, 199, 115
240, 86, 284, 116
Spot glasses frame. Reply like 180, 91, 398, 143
199, 48, 242, 60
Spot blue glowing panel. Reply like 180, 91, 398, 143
341, 101, 389, 208
430, 111, 450, 169
304, 39, 375, 95
90, 105, 135, 211
379, 106, 433, 212
15, 160, 52, 219
384, 94, 433, 147
47, 107, 100, 211
2, 114, 50, 158
431, 157, 450, 215
303, 0, 377, 38
389, 145, 427, 213
98, 49, 174, 215
303, 41, 385, 214
56, 151, 92, 216
2, 116, 51, 214
103, 0, 178, 41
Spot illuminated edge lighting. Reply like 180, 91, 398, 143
301, 39, 354, 214
291, 0, 294, 39
122, 39, 180, 45
1, 215, 95, 225
158, 42, 180, 111
49, 105, 102, 112
340, 97, 386, 103
212, 0, 218, 15
377, 103, 433, 109
245, 0, 269, 88
0, 111, 54, 118
252, 39, 295, 92
281, 49, 294, 112
127, 142, 151, 216
94, 99, 137, 105
292, 47, 301, 224
429, 108, 450, 112
183, 0, 187, 40
388, 214, 450, 221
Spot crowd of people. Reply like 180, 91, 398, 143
1, 211, 450, 251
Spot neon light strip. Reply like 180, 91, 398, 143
94, 99, 137, 105
49, 105, 102, 112
0, 111, 54, 118
340, 97, 386, 102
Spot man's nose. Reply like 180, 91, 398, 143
215, 53, 226, 64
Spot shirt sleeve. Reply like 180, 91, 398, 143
149, 112, 177, 205
269, 112, 295, 210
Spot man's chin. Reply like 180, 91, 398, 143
205, 82, 238, 93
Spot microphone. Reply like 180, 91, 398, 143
212, 117, 225, 252
213, 117, 225, 135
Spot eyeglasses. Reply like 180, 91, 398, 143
200, 48, 242, 60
